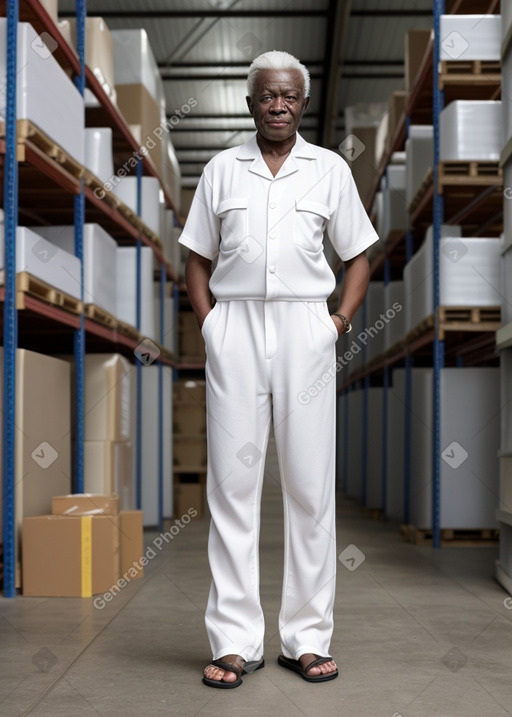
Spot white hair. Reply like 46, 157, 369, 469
247, 50, 310, 98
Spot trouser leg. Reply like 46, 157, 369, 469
202, 300, 271, 662
270, 301, 338, 660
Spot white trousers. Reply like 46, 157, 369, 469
201, 300, 338, 662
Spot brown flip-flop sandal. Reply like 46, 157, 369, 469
278, 654, 338, 682
202, 657, 265, 689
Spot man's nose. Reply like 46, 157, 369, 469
269, 96, 286, 113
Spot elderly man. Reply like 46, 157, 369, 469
180, 50, 378, 688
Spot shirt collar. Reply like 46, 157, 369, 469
236, 132, 316, 161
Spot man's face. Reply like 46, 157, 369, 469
246, 68, 310, 143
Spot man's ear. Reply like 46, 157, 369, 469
246, 95, 254, 115
303, 96, 310, 112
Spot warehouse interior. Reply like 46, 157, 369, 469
1, 0, 512, 714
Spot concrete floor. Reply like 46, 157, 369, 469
1, 437, 512, 717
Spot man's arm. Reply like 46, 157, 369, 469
331, 252, 370, 335
184, 250, 214, 328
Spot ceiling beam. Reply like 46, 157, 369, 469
60, 9, 327, 18
318, 0, 352, 148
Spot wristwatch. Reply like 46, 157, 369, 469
331, 313, 352, 334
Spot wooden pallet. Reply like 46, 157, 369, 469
16, 272, 83, 314
116, 319, 140, 341
83, 169, 121, 209
84, 303, 118, 329
12, 119, 85, 179
401, 523, 499, 547
438, 161, 502, 190
406, 315, 435, 344
439, 60, 501, 87
408, 168, 433, 214
438, 306, 501, 338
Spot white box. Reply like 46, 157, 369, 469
440, 101, 502, 161
387, 369, 406, 523
366, 387, 383, 510
114, 176, 161, 238
440, 15, 501, 61
365, 282, 386, 363
4, 227, 82, 300
409, 367, 499, 530
503, 4, 512, 45
153, 281, 176, 353
0, 20, 84, 165
116, 246, 155, 339
30, 223, 117, 315
162, 136, 182, 213
501, 243, 512, 326
503, 49, 512, 148
382, 164, 408, 237
111, 29, 163, 108
501, 352, 512, 454
384, 281, 406, 349
405, 126, 433, 206
84, 128, 114, 184
141, 365, 173, 526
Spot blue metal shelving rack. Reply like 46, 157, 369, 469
73, 0, 86, 495
2, 0, 20, 598
432, 0, 446, 549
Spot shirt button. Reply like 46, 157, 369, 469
269, 232, 276, 240
269, 202, 277, 209
268, 265, 276, 274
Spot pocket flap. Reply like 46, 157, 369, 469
295, 199, 331, 220
217, 197, 249, 215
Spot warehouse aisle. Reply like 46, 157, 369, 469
1, 436, 512, 717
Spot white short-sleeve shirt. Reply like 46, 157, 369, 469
179, 132, 379, 301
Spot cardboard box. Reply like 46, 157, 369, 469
173, 403, 207, 434
40, 0, 58, 25
120, 510, 144, 578
405, 29, 433, 91
84, 354, 133, 442
173, 436, 207, 468
345, 125, 379, 204
178, 312, 206, 359
68, 17, 116, 103
22, 515, 120, 597
386, 91, 407, 153
52, 493, 120, 516
84, 442, 133, 510
0, 349, 72, 578
174, 483, 204, 519
115, 83, 163, 177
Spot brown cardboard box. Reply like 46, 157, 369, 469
116, 83, 163, 174
84, 441, 133, 509
68, 18, 116, 102
120, 510, 144, 578
22, 515, 120, 597
174, 483, 204, 519
178, 312, 205, 359
386, 91, 408, 153
173, 436, 207, 468
52, 493, 120, 516
40, 0, 58, 25
173, 403, 207, 434
346, 126, 379, 204
0, 349, 72, 586
405, 29, 433, 92
84, 354, 133, 442
173, 379, 206, 403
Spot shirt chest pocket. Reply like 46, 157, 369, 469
294, 199, 331, 253
217, 197, 249, 252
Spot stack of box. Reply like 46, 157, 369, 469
22, 494, 144, 597
113, 176, 162, 239
404, 29, 433, 91
440, 101, 502, 162
83, 354, 134, 511
178, 311, 206, 362
405, 126, 433, 208
84, 128, 114, 184
68, 17, 116, 104
0, 20, 84, 166
173, 379, 207, 519
440, 14, 501, 62
386, 91, 407, 154
403, 225, 501, 335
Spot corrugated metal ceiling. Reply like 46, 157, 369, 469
60, 0, 435, 185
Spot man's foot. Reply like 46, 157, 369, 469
203, 654, 245, 684
299, 653, 337, 676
